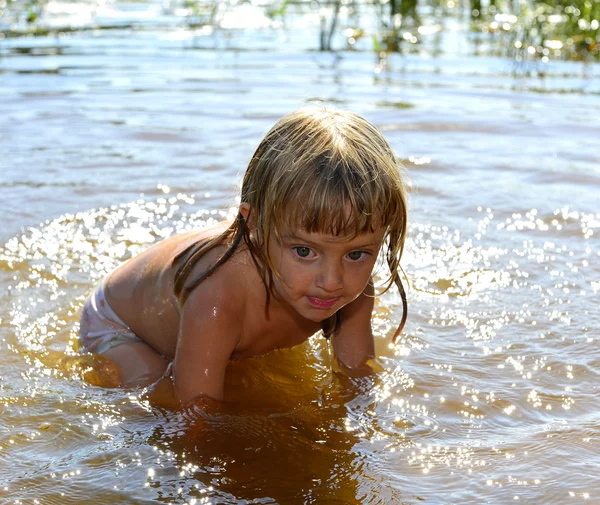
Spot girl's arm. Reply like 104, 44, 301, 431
331, 281, 376, 372
172, 277, 241, 404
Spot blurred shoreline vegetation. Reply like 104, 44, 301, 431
0, 0, 597, 62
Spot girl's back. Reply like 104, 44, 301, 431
105, 226, 227, 358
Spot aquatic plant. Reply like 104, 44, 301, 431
471, 0, 599, 61
183, 0, 219, 28
2, 0, 46, 25
265, 0, 289, 20
370, 0, 421, 53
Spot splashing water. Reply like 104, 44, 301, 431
1, 192, 598, 504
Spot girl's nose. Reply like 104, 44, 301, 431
316, 262, 344, 292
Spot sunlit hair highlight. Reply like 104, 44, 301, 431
174, 107, 408, 343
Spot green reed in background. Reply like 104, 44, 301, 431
1, 0, 44, 25
0, 0, 598, 60
470, 0, 599, 61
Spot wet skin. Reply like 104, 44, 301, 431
100, 216, 386, 404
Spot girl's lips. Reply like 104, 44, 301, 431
307, 296, 340, 309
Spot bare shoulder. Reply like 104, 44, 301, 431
181, 253, 250, 323
179, 242, 271, 345
181, 237, 257, 305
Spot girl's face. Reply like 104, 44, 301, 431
267, 225, 386, 322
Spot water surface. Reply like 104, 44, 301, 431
1, 14, 599, 505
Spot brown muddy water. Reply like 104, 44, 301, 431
1, 7, 600, 505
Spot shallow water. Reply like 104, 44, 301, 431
1, 11, 600, 505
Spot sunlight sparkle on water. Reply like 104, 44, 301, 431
1, 197, 598, 504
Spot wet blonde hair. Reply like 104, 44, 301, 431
174, 107, 408, 342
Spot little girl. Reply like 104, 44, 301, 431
79, 107, 408, 405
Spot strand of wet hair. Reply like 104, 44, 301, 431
391, 270, 408, 345
173, 241, 204, 292
385, 239, 408, 345
174, 215, 245, 306
321, 311, 341, 340
173, 237, 220, 302
242, 225, 273, 318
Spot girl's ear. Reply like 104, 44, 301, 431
239, 203, 256, 229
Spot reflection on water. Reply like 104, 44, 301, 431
1, 192, 598, 503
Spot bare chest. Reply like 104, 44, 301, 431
231, 307, 321, 360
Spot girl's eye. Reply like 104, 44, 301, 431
347, 250, 366, 261
293, 246, 313, 258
